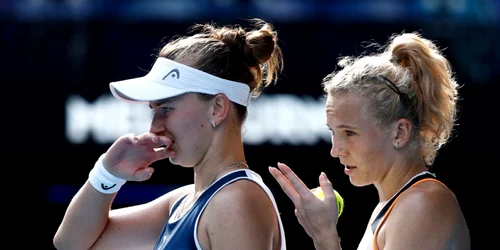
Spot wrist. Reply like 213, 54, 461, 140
314, 232, 341, 250
88, 153, 126, 194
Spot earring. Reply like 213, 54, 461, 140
211, 120, 216, 128
396, 141, 400, 149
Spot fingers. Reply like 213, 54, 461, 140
268, 166, 301, 206
269, 162, 316, 207
138, 133, 159, 144
136, 133, 172, 145
153, 146, 176, 160
128, 133, 174, 149
276, 162, 314, 198
319, 172, 335, 204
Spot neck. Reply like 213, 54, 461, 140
193, 127, 247, 192
193, 160, 248, 192
375, 155, 428, 202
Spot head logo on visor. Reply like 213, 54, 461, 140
163, 69, 180, 80
109, 58, 252, 106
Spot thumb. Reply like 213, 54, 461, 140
134, 167, 155, 181
319, 172, 335, 202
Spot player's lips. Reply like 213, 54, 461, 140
344, 165, 356, 175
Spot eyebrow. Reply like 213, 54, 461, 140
152, 100, 166, 105
337, 124, 359, 130
326, 123, 359, 130
149, 98, 174, 108
149, 101, 163, 109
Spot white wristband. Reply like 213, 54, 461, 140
88, 154, 127, 194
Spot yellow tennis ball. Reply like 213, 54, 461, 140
311, 187, 344, 217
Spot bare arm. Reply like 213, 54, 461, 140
383, 183, 470, 250
90, 185, 193, 250
53, 181, 117, 250
203, 180, 281, 250
53, 133, 175, 250
54, 182, 191, 250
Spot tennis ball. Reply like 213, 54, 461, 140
311, 187, 344, 217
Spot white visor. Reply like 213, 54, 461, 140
109, 57, 252, 106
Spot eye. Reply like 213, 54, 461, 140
152, 107, 173, 115
345, 130, 355, 136
161, 107, 173, 113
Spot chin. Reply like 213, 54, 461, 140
169, 157, 181, 166
169, 157, 192, 168
349, 177, 370, 187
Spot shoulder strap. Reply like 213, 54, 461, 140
371, 172, 436, 233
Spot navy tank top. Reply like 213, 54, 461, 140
153, 169, 287, 250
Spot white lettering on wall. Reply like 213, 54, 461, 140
65, 94, 330, 145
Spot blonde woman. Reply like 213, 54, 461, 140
270, 32, 470, 250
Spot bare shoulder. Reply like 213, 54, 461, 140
383, 180, 470, 249
207, 179, 278, 222
394, 180, 462, 223
202, 179, 280, 249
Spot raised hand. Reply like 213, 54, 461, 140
101, 133, 176, 181
268, 162, 339, 243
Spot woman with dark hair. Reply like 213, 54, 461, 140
54, 19, 286, 250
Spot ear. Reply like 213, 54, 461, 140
210, 94, 231, 127
393, 118, 412, 149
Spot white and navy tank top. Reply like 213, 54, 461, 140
153, 169, 287, 250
